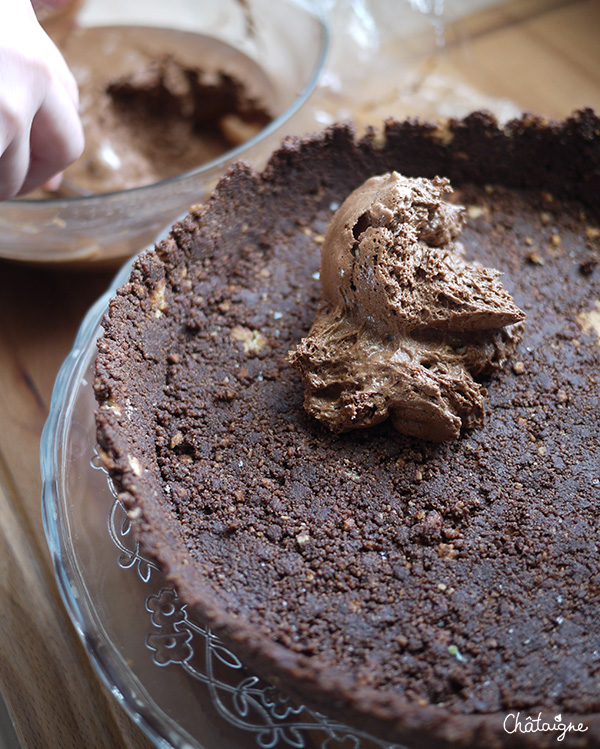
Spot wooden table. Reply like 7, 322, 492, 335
1, 1, 598, 747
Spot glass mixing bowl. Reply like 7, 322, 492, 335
0, 0, 328, 267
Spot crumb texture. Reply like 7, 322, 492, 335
95, 112, 600, 747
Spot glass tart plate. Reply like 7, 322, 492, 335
40, 249, 404, 749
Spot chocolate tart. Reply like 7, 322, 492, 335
94, 110, 600, 748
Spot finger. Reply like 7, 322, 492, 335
18, 2, 80, 110
0, 128, 31, 200
43, 171, 63, 191
45, 39, 80, 110
0, 140, 30, 200
19, 81, 84, 195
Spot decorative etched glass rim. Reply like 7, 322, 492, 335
38, 256, 192, 747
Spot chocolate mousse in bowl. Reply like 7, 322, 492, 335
0, 0, 328, 265
94, 109, 600, 747
36, 23, 275, 197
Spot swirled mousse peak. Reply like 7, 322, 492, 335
287, 172, 526, 441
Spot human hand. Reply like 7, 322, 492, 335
0, 0, 84, 199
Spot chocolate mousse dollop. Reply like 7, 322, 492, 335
287, 172, 526, 441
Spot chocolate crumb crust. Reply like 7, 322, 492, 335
95, 110, 600, 748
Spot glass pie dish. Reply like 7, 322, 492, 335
40, 247, 402, 749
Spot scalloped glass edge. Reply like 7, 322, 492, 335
38, 253, 190, 748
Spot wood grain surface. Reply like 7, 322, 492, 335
0, 263, 153, 748
442, 0, 600, 118
0, 0, 598, 747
